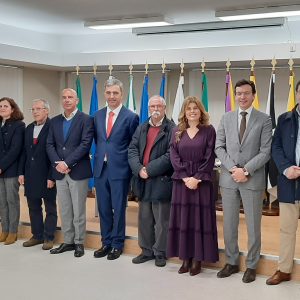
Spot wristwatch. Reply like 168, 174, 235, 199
242, 167, 249, 176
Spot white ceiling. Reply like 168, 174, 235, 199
0, 0, 299, 68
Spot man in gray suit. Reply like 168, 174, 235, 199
215, 79, 272, 283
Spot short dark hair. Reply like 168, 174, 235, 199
296, 80, 300, 93
0, 97, 24, 121
234, 79, 256, 95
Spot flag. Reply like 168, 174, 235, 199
266, 72, 276, 129
172, 75, 184, 125
88, 75, 99, 189
225, 72, 235, 112
126, 74, 136, 112
250, 70, 260, 110
201, 72, 209, 112
76, 75, 83, 111
287, 70, 296, 111
265, 71, 278, 194
139, 74, 149, 123
159, 73, 166, 98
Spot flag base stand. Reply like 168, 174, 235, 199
262, 198, 279, 216
87, 189, 95, 198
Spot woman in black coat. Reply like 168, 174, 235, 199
0, 97, 25, 245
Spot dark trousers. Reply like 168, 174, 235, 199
27, 194, 57, 241
95, 164, 129, 250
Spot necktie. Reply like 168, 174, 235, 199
239, 111, 247, 142
106, 111, 114, 137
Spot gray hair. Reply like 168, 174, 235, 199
32, 99, 50, 111
62, 88, 78, 99
148, 95, 166, 106
104, 77, 123, 94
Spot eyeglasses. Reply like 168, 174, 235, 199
29, 108, 47, 112
149, 105, 164, 109
235, 92, 253, 97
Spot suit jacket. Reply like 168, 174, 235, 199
93, 106, 139, 180
272, 105, 300, 203
0, 119, 25, 178
215, 108, 272, 190
46, 111, 94, 180
18, 118, 56, 199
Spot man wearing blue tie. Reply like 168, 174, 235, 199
93, 78, 139, 260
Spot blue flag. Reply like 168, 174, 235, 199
89, 75, 99, 189
159, 73, 166, 98
139, 74, 149, 123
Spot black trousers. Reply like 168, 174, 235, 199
27, 194, 57, 241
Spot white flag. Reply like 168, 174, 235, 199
172, 75, 184, 125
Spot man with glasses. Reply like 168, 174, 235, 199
266, 80, 300, 285
128, 95, 174, 267
18, 99, 57, 250
215, 79, 272, 283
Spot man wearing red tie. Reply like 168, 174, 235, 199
93, 78, 139, 260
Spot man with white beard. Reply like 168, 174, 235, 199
128, 95, 175, 267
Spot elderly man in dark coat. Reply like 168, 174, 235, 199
128, 95, 175, 267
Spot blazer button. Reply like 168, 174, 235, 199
31, 157, 34, 161
63, 147, 66, 150
239, 150, 242, 153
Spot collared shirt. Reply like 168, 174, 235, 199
149, 116, 165, 127
33, 123, 45, 139
238, 106, 253, 129
105, 104, 122, 130
63, 108, 78, 121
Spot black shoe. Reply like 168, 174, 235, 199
132, 253, 155, 264
217, 264, 239, 278
74, 244, 85, 258
50, 243, 75, 254
107, 248, 122, 260
155, 255, 166, 267
242, 268, 256, 283
94, 245, 111, 258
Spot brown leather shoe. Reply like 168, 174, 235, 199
178, 259, 192, 274
0, 232, 8, 242
42, 240, 54, 250
217, 264, 239, 278
23, 237, 44, 247
4, 233, 17, 245
190, 260, 201, 276
242, 268, 256, 283
266, 270, 291, 285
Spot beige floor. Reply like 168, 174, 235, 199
18, 187, 300, 258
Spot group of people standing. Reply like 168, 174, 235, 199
0, 77, 299, 285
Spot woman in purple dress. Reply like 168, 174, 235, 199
167, 96, 218, 276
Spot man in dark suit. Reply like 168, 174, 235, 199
215, 79, 272, 283
266, 80, 300, 285
46, 88, 94, 257
19, 99, 57, 250
93, 78, 139, 260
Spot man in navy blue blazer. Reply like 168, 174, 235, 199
18, 99, 57, 250
93, 78, 139, 260
46, 88, 94, 258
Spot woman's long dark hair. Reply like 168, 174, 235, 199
0, 97, 24, 121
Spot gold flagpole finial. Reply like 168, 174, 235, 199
180, 60, 184, 75
271, 57, 277, 71
108, 63, 113, 76
201, 59, 206, 73
93, 64, 97, 76
250, 58, 255, 72
162, 60, 166, 74
76, 65, 80, 76
226, 59, 231, 72
288, 58, 294, 71
145, 62, 149, 75
129, 63, 133, 75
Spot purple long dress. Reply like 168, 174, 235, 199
167, 125, 219, 262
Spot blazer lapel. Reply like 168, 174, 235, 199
232, 111, 240, 144
31, 120, 49, 154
